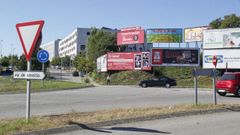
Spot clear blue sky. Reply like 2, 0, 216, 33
0, 0, 240, 56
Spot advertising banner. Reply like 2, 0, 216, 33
151, 48, 199, 66
107, 52, 151, 71
97, 54, 107, 72
117, 30, 145, 45
184, 26, 208, 42
203, 28, 240, 49
120, 26, 141, 31
203, 49, 240, 69
146, 28, 182, 43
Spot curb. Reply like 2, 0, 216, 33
14, 108, 231, 135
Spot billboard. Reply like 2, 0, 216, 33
117, 30, 145, 45
151, 48, 200, 66
107, 52, 151, 71
184, 26, 208, 42
97, 54, 107, 72
146, 28, 182, 43
203, 49, 240, 69
203, 28, 240, 49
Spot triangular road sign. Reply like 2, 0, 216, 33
16, 20, 44, 61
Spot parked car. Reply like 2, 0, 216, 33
139, 77, 176, 88
216, 72, 240, 96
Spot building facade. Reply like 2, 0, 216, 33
59, 28, 91, 59
41, 39, 61, 61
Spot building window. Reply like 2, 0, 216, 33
87, 32, 90, 35
80, 45, 85, 50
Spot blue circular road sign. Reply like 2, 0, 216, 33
37, 50, 49, 63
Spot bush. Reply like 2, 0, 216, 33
72, 71, 79, 77
84, 78, 90, 83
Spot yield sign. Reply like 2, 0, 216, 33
16, 20, 44, 61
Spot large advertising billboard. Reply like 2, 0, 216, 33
203, 28, 240, 49
117, 30, 145, 45
97, 54, 107, 72
146, 28, 182, 43
151, 48, 200, 67
203, 49, 240, 69
184, 26, 208, 42
107, 52, 151, 71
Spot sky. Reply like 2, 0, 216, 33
0, 0, 240, 56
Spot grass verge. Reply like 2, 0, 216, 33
0, 104, 239, 135
0, 77, 93, 93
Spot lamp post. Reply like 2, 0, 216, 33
0, 40, 2, 65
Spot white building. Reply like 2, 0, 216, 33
59, 28, 91, 59
41, 39, 61, 61
58, 27, 117, 59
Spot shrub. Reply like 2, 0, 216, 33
72, 71, 79, 77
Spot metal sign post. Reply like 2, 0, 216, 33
26, 61, 31, 120
37, 50, 49, 87
193, 68, 198, 105
212, 55, 218, 105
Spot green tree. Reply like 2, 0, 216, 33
8, 55, 18, 67
1, 56, 10, 67
61, 56, 71, 68
51, 56, 61, 66
86, 28, 118, 72
210, 14, 240, 28
73, 53, 87, 72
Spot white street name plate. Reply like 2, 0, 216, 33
13, 71, 45, 80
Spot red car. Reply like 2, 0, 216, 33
216, 72, 240, 96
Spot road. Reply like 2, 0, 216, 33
55, 111, 240, 135
0, 86, 240, 119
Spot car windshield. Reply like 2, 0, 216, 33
220, 74, 236, 80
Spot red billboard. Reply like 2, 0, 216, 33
107, 52, 151, 71
152, 49, 163, 65
117, 30, 145, 45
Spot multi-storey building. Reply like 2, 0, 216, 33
40, 39, 61, 61
58, 28, 91, 59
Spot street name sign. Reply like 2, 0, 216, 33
13, 71, 45, 80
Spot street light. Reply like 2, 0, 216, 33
0, 40, 2, 66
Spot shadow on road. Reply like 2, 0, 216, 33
102, 127, 171, 134
69, 122, 171, 134
69, 122, 112, 133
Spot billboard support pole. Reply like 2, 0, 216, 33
194, 68, 198, 105
26, 60, 31, 122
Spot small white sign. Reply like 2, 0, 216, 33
13, 71, 45, 80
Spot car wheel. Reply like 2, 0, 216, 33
235, 88, 240, 97
217, 92, 226, 96
165, 83, 171, 88
141, 83, 147, 88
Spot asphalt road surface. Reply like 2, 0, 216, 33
55, 111, 240, 135
0, 86, 240, 119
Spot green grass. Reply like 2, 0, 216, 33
0, 77, 93, 93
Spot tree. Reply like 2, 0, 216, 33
73, 53, 87, 72
1, 56, 10, 67
51, 56, 61, 66
8, 55, 18, 67
61, 56, 71, 68
86, 28, 118, 72
210, 14, 240, 29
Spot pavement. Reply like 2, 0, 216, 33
0, 86, 240, 119
53, 111, 240, 135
